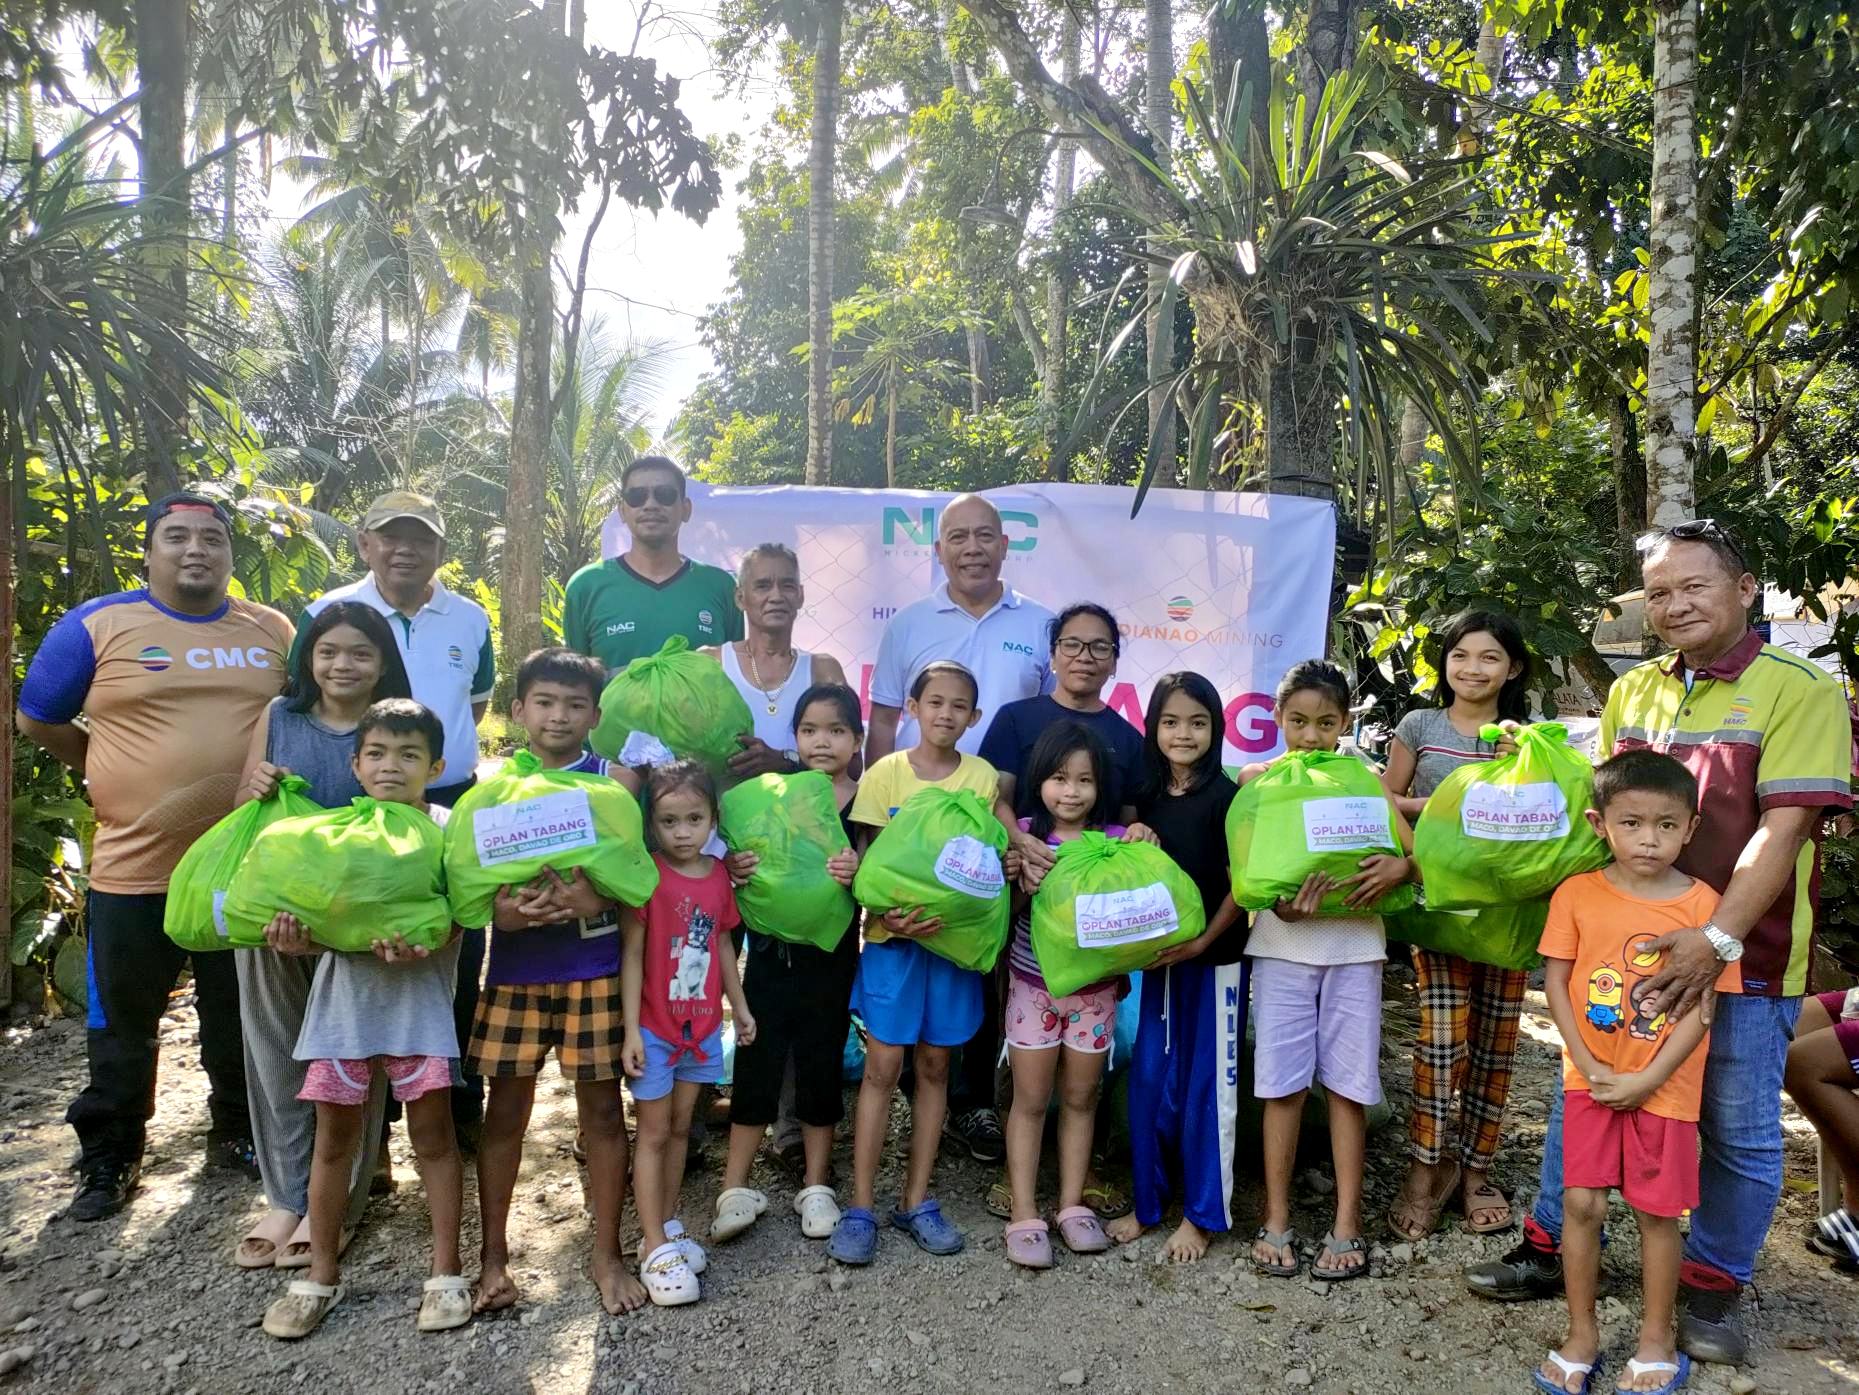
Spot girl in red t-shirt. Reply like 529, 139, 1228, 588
621, 761, 755, 1307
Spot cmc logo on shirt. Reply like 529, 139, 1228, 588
136, 645, 173, 673
447, 644, 465, 667
184, 646, 273, 670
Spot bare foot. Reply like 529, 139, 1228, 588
1106, 1214, 1148, 1245
1161, 1218, 1211, 1263
473, 1259, 519, 1314
591, 1253, 648, 1315
1538, 1336, 1600, 1395
1615, 1342, 1682, 1392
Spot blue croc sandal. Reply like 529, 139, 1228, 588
891, 1198, 964, 1255
1530, 1350, 1598, 1395
1617, 1354, 1689, 1395
827, 1207, 879, 1266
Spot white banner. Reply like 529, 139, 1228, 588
603, 482, 1335, 762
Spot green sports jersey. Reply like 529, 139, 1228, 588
563, 556, 743, 673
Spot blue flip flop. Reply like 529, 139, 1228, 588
1530, 1350, 1598, 1395
1617, 1353, 1690, 1395
890, 1197, 964, 1255
827, 1206, 879, 1265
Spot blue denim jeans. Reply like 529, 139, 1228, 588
1529, 992, 1801, 1284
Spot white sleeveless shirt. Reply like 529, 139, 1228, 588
721, 643, 818, 750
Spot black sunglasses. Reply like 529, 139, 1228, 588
623, 483, 682, 509
1634, 517, 1748, 573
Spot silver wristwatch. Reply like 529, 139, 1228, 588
1701, 923, 1744, 963
781, 748, 801, 768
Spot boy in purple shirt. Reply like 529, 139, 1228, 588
466, 648, 646, 1316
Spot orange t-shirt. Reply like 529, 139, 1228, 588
1538, 869, 1739, 1122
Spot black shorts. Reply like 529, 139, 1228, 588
731, 925, 859, 1129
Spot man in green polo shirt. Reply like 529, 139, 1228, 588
563, 456, 742, 673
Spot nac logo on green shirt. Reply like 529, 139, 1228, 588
881, 506, 1039, 553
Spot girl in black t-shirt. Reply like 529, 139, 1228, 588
1107, 672, 1248, 1263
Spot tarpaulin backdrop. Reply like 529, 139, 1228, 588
603, 482, 1336, 764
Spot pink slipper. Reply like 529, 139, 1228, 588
1004, 1219, 1052, 1269
1056, 1205, 1110, 1254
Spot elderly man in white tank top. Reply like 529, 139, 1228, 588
704, 543, 849, 777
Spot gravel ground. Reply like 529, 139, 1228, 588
0, 965, 1854, 1394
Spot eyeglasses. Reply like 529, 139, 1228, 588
1635, 518, 1748, 573
623, 483, 682, 509
1055, 637, 1116, 660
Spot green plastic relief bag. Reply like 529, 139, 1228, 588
220, 797, 452, 952
1387, 899, 1548, 971
1031, 833, 1206, 996
444, 750, 660, 928
852, 788, 1010, 973
164, 776, 323, 952
1225, 749, 1415, 915
1414, 721, 1609, 910
720, 770, 855, 951
590, 635, 755, 772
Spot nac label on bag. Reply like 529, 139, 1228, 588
1302, 796, 1391, 853
1460, 781, 1569, 841
1075, 883, 1180, 948
473, 789, 599, 867
933, 835, 1006, 898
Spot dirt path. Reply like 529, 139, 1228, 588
0, 968, 1853, 1394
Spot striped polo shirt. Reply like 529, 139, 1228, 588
1598, 628, 1853, 996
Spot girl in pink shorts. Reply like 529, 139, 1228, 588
1001, 721, 1156, 1269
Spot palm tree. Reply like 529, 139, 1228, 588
1645, 0, 1699, 524
133, 0, 191, 495
832, 287, 962, 486
805, 0, 843, 485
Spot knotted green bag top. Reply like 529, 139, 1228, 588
1413, 721, 1609, 910
164, 776, 323, 952
1225, 749, 1416, 916
220, 796, 452, 952
1030, 832, 1206, 996
444, 749, 660, 928
720, 770, 855, 951
1387, 900, 1549, 971
590, 635, 755, 772
852, 787, 1011, 973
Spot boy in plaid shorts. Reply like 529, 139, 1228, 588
468, 649, 646, 1316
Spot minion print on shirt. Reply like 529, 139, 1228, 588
1584, 963, 1625, 1033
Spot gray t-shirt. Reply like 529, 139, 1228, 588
1392, 706, 1498, 799
264, 698, 363, 808
294, 804, 461, 1061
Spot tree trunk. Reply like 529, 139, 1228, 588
1644, 0, 1699, 526
884, 375, 898, 488
135, 0, 190, 497
1295, 0, 1358, 109
220, 112, 238, 248
1263, 335, 1335, 497
1610, 394, 1645, 591
1207, 0, 1269, 136
804, 0, 843, 486
1571, 644, 1618, 706
1144, 0, 1176, 480
0, 443, 14, 1006
1041, 11, 1080, 480
503, 0, 566, 678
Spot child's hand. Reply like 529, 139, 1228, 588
1492, 720, 1522, 757
1121, 822, 1161, 846
538, 867, 612, 922
1273, 873, 1335, 923
734, 1008, 758, 1047
724, 850, 761, 887
882, 906, 942, 939
1149, 928, 1216, 969
370, 932, 430, 964
1009, 830, 1055, 884
243, 760, 288, 804
826, 848, 859, 887
1004, 848, 1028, 888
492, 884, 549, 931
621, 1031, 645, 1078
1590, 1070, 1654, 1111
1339, 853, 1412, 909
265, 912, 314, 955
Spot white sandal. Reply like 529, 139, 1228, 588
640, 1241, 700, 1307
416, 1275, 473, 1333
711, 1187, 768, 1242
663, 1217, 706, 1274
793, 1185, 842, 1240
262, 1279, 343, 1340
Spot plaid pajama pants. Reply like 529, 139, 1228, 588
1407, 949, 1528, 1170
466, 974, 626, 1082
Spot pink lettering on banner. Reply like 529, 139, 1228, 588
858, 662, 874, 717
1226, 692, 1278, 754
1106, 681, 1145, 731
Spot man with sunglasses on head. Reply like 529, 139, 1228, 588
563, 456, 743, 674
1466, 519, 1852, 1368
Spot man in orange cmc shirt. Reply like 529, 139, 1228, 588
1533, 750, 1738, 1395
18, 494, 293, 1221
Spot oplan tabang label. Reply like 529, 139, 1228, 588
472, 789, 599, 868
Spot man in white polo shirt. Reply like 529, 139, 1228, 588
865, 492, 1053, 1166
292, 490, 495, 1144
865, 493, 1053, 762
